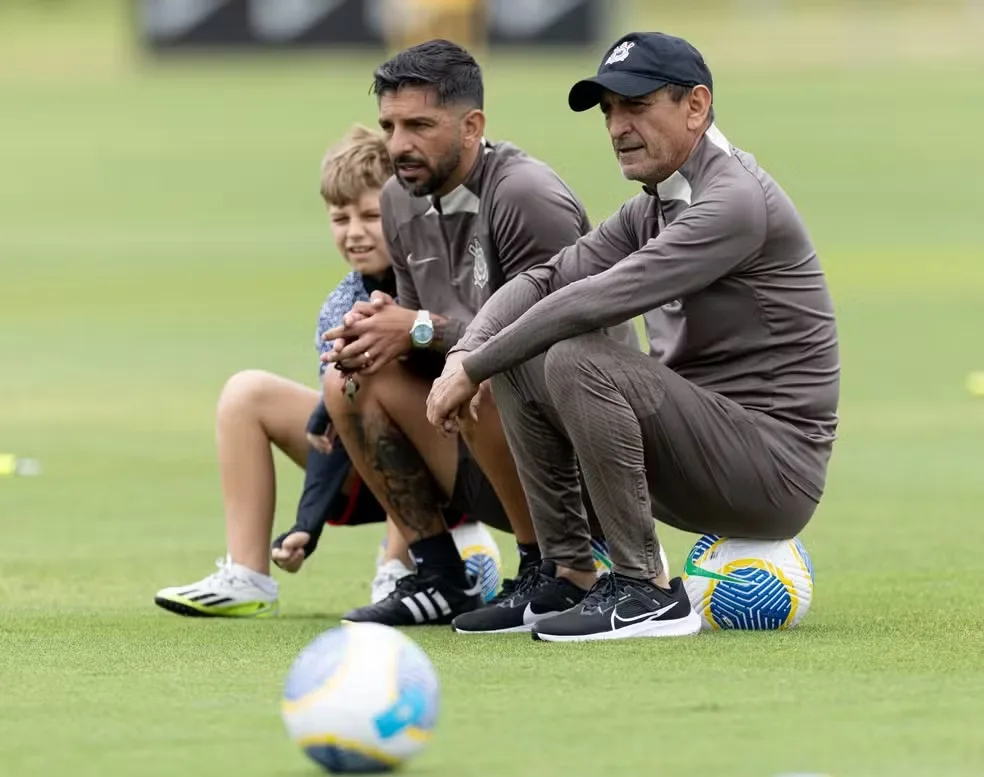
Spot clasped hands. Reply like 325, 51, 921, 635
321, 293, 484, 435
321, 291, 416, 376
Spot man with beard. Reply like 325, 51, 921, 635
320, 39, 640, 627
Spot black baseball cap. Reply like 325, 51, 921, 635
568, 32, 713, 112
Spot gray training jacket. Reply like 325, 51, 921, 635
454, 125, 840, 500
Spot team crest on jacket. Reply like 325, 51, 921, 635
469, 236, 489, 289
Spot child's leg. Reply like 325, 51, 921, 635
379, 517, 413, 567
370, 516, 416, 604
154, 370, 319, 618
216, 370, 319, 574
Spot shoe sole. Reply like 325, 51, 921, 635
532, 610, 702, 642
453, 606, 573, 635
340, 617, 457, 627
453, 623, 533, 635
154, 596, 278, 619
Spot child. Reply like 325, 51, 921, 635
153, 125, 500, 618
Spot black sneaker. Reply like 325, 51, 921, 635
486, 555, 541, 605
531, 572, 702, 642
451, 561, 588, 634
341, 569, 482, 627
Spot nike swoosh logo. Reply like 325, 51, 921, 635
522, 603, 555, 625
407, 255, 440, 265
612, 601, 678, 627
683, 556, 753, 585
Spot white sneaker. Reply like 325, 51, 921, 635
154, 556, 279, 618
370, 558, 414, 604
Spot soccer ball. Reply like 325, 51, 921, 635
374, 522, 503, 603
681, 534, 815, 631
281, 623, 440, 773
449, 522, 503, 603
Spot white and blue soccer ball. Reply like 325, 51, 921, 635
682, 534, 815, 631
281, 623, 440, 773
449, 522, 503, 602
375, 522, 503, 603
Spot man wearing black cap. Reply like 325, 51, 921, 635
426, 32, 840, 642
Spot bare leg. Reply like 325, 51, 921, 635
216, 370, 318, 574
380, 517, 413, 566
325, 362, 535, 551
324, 362, 459, 543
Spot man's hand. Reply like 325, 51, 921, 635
321, 292, 415, 375
322, 298, 381, 372
426, 352, 481, 436
271, 531, 309, 573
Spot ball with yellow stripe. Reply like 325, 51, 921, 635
681, 534, 815, 631
281, 622, 439, 773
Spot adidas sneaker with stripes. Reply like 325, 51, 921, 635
341, 570, 483, 627
400, 586, 452, 624
153, 556, 279, 618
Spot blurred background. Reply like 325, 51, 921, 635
2, 2, 984, 776
4, 0, 982, 475
5, 0, 982, 554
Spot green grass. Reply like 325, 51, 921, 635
3, 4, 984, 777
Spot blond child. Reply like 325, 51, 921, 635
153, 125, 499, 617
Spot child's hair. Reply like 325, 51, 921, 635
319, 124, 393, 207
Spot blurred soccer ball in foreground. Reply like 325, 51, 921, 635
281, 623, 439, 773
682, 534, 814, 631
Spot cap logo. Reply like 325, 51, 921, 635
604, 41, 635, 66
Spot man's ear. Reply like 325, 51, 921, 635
461, 108, 486, 149
687, 85, 713, 130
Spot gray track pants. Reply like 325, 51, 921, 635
490, 333, 825, 580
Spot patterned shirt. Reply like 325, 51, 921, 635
314, 269, 399, 377
315, 271, 371, 377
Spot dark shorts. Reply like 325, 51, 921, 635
402, 349, 511, 532
318, 438, 509, 533
300, 349, 511, 534
446, 436, 512, 533
320, 472, 466, 530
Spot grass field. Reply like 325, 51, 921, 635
2, 3, 984, 776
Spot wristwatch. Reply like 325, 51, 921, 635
409, 310, 434, 349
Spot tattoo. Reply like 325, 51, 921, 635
348, 408, 446, 538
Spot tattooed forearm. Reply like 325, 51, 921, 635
348, 408, 446, 540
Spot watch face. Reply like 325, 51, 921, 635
411, 323, 432, 344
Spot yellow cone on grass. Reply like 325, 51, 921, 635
967, 371, 984, 397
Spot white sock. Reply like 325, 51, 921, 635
227, 557, 278, 594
